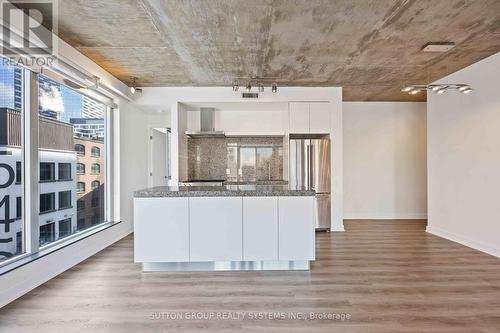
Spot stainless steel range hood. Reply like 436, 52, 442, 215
186, 107, 225, 137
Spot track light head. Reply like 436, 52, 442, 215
245, 82, 252, 92
232, 81, 239, 92
271, 83, 278, 93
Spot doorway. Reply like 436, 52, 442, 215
148, 127, 171, 187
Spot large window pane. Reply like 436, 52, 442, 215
0, 58, 25, 263
38, 75, 107, 246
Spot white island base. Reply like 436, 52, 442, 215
134, 194, 315, 272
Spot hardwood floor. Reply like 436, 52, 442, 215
1, 220, 500, 332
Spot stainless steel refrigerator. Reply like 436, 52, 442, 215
289, 137, 331, 231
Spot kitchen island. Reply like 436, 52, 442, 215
134, 185, 315, 271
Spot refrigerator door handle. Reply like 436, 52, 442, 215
310, 146, 315, 190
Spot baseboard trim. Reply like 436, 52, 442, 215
426, 225, 500, 258
343, 213, 428, 220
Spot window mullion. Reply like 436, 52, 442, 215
24, 70, 40, 253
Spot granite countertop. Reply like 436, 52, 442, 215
134, 185, 314, 197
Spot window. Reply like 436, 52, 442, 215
58, 218, 72, 238
91, 146, 100, 157
39, 223, 55, 246
0, 62, 111, 265
76, 163, 85, 174
91, 196, 99, 208
77, 182, 85, 193
16, 161, 22, 184
91, 180, 100, 191
58, 163, 71, 180
75, 144, 85, 155
40, 162, 55, 182
91, 163, 100, 175
77, 200, 85, 211
0, 58, 25, 263
58, 190, 72, 210
16, 197, 22, 219
40, 193, 55, 213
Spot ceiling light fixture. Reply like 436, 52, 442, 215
231, 76, 278, 94
401, 83, 473, 95
130, 77, 142, 94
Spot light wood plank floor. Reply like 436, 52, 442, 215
1, 220, 500, 332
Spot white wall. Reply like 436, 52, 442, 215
427, 52, 500, 258
343, 102, 427, 219
119, 104, 169, 225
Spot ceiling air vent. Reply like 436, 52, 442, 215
422, 42, 455, 52
242, 92, 259, 99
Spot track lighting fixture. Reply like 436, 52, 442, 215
231, 77, 278, 94
401, 84, 472, 95
232, 81, 239, 91
130, 77, 142, 94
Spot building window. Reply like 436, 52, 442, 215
76, 163, 85, 174
77, 199, 85, 211
39, 193, 55, 213
91, 146, 100, 157
75, 144, 85, 155
91, 196, 99, 208
16, 231, 23, 255
16, 161, 22, 184
77, 182, 85, 193
58, 163, 71, 180
91, 180, 100, 191
16, 196, 22, 219
91, 215, 100, 225
91, 163, 100, 175
40, 162, 55, 182
58, 190, 72, 210
58, 218, 72, 238
77, 218, 86, 231
39, 223, 55, 246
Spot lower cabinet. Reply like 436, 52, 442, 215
243, 197, 278, 261
189, 197, 243, 261
134, 196, 315, 264
134, 197, 189, 262
278, 196, 315, 260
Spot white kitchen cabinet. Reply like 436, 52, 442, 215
289, 102, 310, 133
242, 197, 278, 261
189, 197, 243, 261
278, 196, 315, 260
134, 197, 189, 262
309, 102, 331, 134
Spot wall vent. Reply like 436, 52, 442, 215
242, 92, 259, 99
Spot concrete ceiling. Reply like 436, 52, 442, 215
46, 0, 500, 101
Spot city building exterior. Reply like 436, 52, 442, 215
74, 137, 105, 230
70, 118, 105, 140
0, 108, 77, 260
0, 65, 23, 111
82, 96, 106, 119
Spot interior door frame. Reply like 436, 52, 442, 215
147, 127, 171, 187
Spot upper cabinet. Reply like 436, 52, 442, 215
289, 103, 310, 133
289, 102, 331, 134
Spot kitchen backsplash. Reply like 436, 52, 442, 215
188, 136, 284, 181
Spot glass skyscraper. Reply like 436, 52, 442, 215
0, 63, 23, 110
